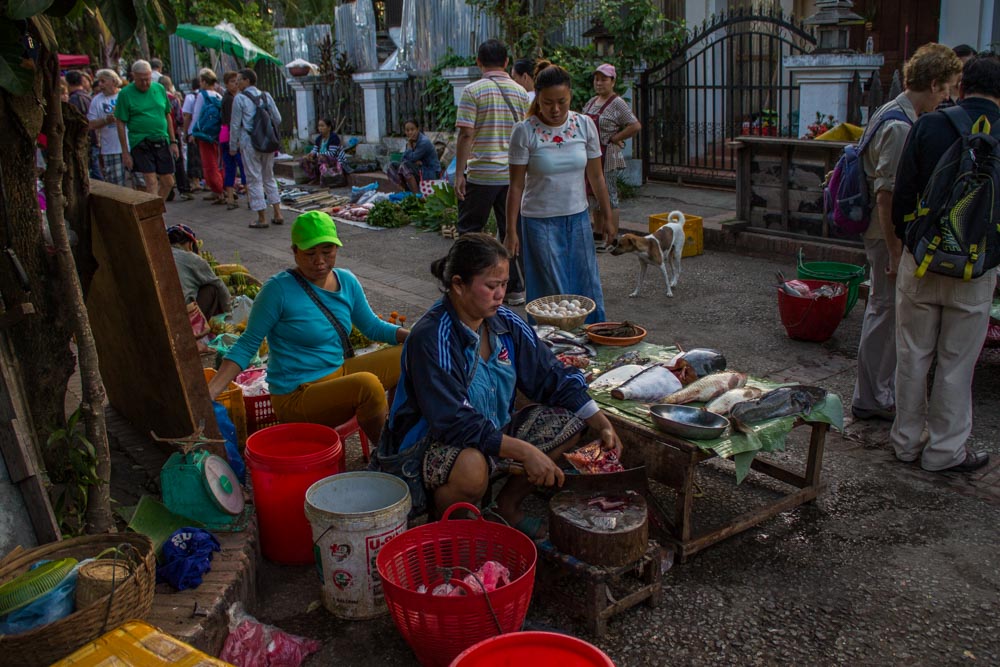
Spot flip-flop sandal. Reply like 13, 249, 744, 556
248, 221, 269, 229
272, 218, 285, 225
226, 203, 239, 210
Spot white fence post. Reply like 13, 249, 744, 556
353, 71, 409, 143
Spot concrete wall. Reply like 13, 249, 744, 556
939, 0, 997, 51
0, 452, 38, 555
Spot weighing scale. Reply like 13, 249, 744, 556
161, 450, 247, 531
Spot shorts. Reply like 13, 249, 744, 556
605, 168, 623, 209
131, 139, 175, 176
422, 404, 586, 490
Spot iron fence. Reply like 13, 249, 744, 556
384, 75, 453, 136
254, 61, 296, 141
315, 77, 366, 137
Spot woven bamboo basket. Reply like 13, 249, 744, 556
0, 533, 156, 667
525, 294, 595, 329
74, 559, 135, 610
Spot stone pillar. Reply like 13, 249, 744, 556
352, 71, 409, 143
784, 54, 883, 138
286, 75, 321, 144
441, 66, 481, 108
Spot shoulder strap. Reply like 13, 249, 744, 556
858, 107, 912, 154
594, 94, 617, 117
286, 269, 355, 359
942, 104, 975, 137
486, 77, 523, 122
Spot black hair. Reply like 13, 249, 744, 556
190, 77, 200, 90
238, 68, 256, 85
65, 70, 82, 86
403, 118, 420, 130
477, 39, 508, 68
953, 44, 977, 59
318, 116, 333, 128
512, 58, 535, 76
960, 52, 1000, 99
527, 60, 572, 117
430, 233, 509, 292
150, 58, 163, 70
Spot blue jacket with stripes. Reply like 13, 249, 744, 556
384, 296, 593, 458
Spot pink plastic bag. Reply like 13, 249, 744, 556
220, 603, 321, 667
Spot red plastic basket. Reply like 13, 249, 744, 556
377, 503, 538, 667
245, 393, 280, 434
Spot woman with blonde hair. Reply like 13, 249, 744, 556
189, 67, 225, 204
504, 60, 611, 323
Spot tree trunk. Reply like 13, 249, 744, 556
0, 54, 76, 476
39, 49, 114, 534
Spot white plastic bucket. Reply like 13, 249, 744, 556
304, 471, 411, 619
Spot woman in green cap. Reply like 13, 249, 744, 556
208, 211, 408, 443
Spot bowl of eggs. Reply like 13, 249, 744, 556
525, 294, 596, 329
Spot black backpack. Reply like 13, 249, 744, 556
903, 106, 1000, 280
241, 89, 281, 153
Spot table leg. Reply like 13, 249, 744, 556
805, 422, 828, 487
587, 579, 608, 638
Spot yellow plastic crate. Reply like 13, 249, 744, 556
648, 213, 704, 258
52, 620, 233, 666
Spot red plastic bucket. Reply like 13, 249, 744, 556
777, 279, 848, 343
245, 423, 345, 564
450, 631, 615, 667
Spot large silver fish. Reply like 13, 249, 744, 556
659, 372, 747, 405
705, 387, 764, 416
611, 365, 683, 402
729, 385, 828, 429
590, 364, 645, 391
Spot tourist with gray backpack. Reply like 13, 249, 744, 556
230, 68, 285, 229
889, 52, 1000, 474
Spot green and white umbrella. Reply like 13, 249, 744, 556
175, 22, 283, 66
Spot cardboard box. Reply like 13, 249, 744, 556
648, 213, 704, 258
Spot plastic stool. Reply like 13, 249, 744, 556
335, 414, 371, 462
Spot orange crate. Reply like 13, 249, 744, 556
648, 212, 704, 258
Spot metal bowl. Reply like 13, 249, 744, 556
649, 404, 730, 440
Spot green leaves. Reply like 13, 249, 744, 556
144, 0, 177, 33
6, 0, 56, 20
95, 0, 136, 44
0, 19, 35, 95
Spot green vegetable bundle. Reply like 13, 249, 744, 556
412, 183, 458, 232
367, 201, 411, 228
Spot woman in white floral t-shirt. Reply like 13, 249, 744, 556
505, 61, 611, 324
582, 63, 641, 250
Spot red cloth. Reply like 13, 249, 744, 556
197, 139, 223, 194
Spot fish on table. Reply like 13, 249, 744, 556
658, 371, 747, 405
667, 348, 727, 377
704, 386, 763, 416
729, 385, 828, 431
589, 364, 646, 391
610, 365, 683, 402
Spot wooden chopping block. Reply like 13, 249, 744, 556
549, 491, 648, 567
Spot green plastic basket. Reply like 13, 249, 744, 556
796, 249, 867, 316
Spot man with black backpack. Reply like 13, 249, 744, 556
230, 68, 285, 229
850, 43, 962, 423
889, 53, 1000, 474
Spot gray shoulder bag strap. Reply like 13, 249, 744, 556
287, 269, 355, 358
486, 76, 524, 122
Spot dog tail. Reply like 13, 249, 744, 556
668, 210, 686, 225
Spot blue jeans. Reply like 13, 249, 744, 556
221, 141, 245, 188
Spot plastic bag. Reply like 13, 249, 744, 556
350, 181, 378, 203
156, 528, 220, 591
220, 602, 321, 667
234, 368, 269, 397
213, 401, 247, 483
445, 157, 457, 183
0, 559, 86, 635
228, 295, 254, 327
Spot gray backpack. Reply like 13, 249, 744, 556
241, 90, 280, 153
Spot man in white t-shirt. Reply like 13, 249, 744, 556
87, 68, 126, 186
150, 58, 163, 83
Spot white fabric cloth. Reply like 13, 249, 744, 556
87, 91, 123, 155
182, 92, 197, 116
242, 147, 279, 212
852, 238, 896, 412
890, 251, 995, 470
508, 111, 602, 218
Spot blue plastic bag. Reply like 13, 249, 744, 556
213, 401, 246, 484
445, 157, 457, 184
350, 181, 378, 203
0, 560, 82, 635
157, 528, 220, 591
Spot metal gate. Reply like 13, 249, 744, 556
254, 61, 296, 142
639, 7, 816, 186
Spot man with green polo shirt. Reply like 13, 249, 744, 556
115, 59, 179, 200
454, 39, 530, 306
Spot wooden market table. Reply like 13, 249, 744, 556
615, 413, 829, 562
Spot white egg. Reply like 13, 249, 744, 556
558, 300, 570, 307
570, 299, 581, 308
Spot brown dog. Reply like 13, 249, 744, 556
609, 211, 686, 298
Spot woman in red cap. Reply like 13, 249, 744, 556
208, 212, 409, 443
582, 63, 641, 251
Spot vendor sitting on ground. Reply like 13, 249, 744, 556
208, 211, 409, 443
382, 233, 622, 535
386, 119, 441, 193
168, 224, 231, 319
300, 116, 348, 184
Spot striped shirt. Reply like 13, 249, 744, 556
456, 72, 529, 185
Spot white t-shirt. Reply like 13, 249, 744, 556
508, 111, 602, 218
191, 89, 222, 133
87, 91, 123, 155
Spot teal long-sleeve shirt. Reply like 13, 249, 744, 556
226, 268, 399, 395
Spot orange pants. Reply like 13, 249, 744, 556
197, 139, 223, 194
270, 346, 402, 428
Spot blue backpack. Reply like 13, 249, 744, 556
825, 106, 912, 235
191, 90, 222, 143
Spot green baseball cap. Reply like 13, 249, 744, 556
291, 211, 343, 249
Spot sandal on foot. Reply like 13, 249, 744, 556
272, 218, 285, 225
248, 221, 270, 229
226, 202, 239, 210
